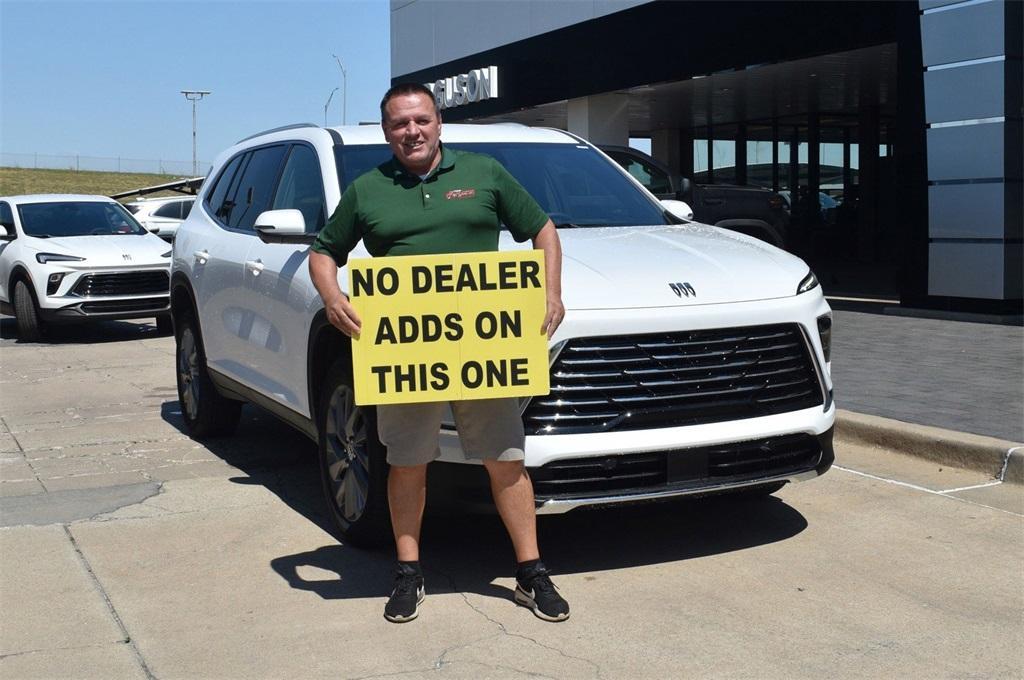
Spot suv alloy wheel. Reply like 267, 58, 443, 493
318, 358, 391, 546
175, 309, 242, 437
13, 279, 44, 341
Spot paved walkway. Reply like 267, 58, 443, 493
830, 306, 1023, 443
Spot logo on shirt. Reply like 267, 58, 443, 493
445, 188, 476, 200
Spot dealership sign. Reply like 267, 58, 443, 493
426, 66, 498, 111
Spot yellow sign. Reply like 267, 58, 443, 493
347, 250, 550, 405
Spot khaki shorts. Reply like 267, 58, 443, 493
375, 397, 525, 467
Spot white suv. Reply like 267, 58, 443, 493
171, 123, 835, 545
1, 194, 172, 341
125, 196, 195, 241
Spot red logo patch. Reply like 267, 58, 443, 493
445, 188, 476, 200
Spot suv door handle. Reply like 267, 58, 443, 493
245, 259, 265, 276
193, 249, 209, 264
703, 198, 724, 205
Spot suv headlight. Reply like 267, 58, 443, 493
36, 253, 86, 264
797, 270, 819, 294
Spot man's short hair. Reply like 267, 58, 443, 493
380, 83, 439, 122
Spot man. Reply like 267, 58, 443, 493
309, 83, 568, 623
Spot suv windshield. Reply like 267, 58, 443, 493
17, 201, 147, 238
335, 142, 670, 228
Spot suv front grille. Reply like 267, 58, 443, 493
72, 271, 169, 297
530, 434, 822, 499
524, 324, 823, 435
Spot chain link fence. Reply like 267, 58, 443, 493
1, 152, 209, 176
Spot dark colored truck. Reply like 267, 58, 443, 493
601, 145, 790, 249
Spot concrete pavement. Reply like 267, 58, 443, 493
1, 317, 1022, 678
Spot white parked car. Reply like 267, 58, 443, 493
171, 123, 834, 546
125, 196, 195, 241
0, 194, 172, 341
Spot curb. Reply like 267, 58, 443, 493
835, 409, 1024, 484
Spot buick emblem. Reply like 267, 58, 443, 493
122, 253, 132, 261
669, 282, 696, 297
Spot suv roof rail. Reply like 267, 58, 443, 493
236, 123, 320, 144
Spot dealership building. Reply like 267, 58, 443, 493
390, 0, 1022, 315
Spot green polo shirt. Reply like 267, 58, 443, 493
311, 145, 548, 267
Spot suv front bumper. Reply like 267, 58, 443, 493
39, 295, 170, 322
431, 422, 834, 514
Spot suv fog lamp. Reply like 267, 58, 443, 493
36, 252, 86, 264
816, 314, 832, 363
46, 272, 66, 295
797, 270, 819, 294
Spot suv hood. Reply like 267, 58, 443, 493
502, 223, 810, 309
24, 234, 169, 265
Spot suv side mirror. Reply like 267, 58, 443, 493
255, 209, 315, 244
676, 177, 692, 201
0, 224, 13, 241
660, 199, 694, 221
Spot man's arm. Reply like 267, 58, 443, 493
532, 220, 564, 339
309, 250, 362, 337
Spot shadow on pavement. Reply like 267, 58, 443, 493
0, 315, 170, 344
160, 400, 809, 604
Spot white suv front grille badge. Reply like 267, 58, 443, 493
669, 282, 695, 297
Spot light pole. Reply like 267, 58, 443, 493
181, 90, 210, 177
332, 54, 347, 125
323, 87, 339, 127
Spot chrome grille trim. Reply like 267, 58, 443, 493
523, 323, 825, 435
71, 271, 170, 297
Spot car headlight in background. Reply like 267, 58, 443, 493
797, 270, 819, 294
36, 253, 86, 264
817, 313, 832, 363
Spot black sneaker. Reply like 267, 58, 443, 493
515, 562, 570, 622
384, 563, 424, 623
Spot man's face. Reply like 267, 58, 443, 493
382, 92, 442, 176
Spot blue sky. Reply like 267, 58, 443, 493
1, 1, 391, 167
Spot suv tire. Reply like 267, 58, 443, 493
13, 280, 44, 342
318, 357, 391, 547
175, 309, 242, 438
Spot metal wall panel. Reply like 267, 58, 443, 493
920, 0, 1005, 66
924, 60, 1005, 123
926, 122, 1004, 180
391, 0, 651, 77
927, 183, 1006, 239
920, 0, 969, 9
390, 0, 436, 77
928, 242, 1006, 298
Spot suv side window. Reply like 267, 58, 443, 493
154, 201, 183, 219
609, 151, 672, 195
0, 201, 15, 238
181, 199, 195, 219
226, 144, 288, 231
206, 153, 246, 225
271, 144, 327, 232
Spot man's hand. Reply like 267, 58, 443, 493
532, 220, 564, 339
309, 251, 362, 337
542, 293, 565, 340
324, 292, 362, 337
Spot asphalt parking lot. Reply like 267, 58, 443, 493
1, 317, 1022, 679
